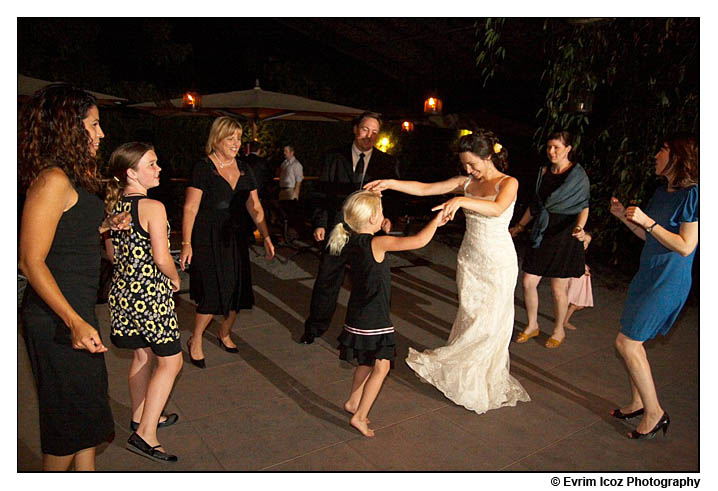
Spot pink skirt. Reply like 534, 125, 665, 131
567, 267, 593, 307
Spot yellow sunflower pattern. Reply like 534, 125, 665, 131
108, 197, 179, 347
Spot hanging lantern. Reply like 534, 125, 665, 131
423, 96, 443, 114
401, 121, 414, 132
182, 91, 201, 111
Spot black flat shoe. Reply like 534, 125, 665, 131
627, 412, 670, 440
130, 413, 179, 432
126, 432, 178, 463
187, 337, 206, 369
217, 335, 239, 353
610, 407, 645, 420
299, 333, 315, 345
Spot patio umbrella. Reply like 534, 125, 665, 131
130, 80, 366, 138
18, 73, 128, 106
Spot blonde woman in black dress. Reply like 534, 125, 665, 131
179, 117, 274, 367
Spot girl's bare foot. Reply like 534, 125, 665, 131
565, 322, 577, 331
344, 401, 369, 423
350, 415, 375, 437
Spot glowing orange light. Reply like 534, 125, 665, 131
423, 96, 443, 114
401, 121, 414, 132
183, 91, 201, 111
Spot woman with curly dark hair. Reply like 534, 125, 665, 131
18, 83, 128, 470
609, 134, 698, 439
364, 130, 530, 415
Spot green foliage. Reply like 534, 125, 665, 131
476, 18, 699, 266
474, 18, 506, 87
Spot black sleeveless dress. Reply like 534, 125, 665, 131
21, 186, 114, 456
188, 158, 258, 315
108, 196, 181, 356
337, 234, 396, 365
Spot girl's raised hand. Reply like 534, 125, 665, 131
432, 197, 464, 221
437, 210, 451, 227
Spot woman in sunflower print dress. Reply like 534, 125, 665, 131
105, 142, 183, 463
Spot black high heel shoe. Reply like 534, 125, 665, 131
187, 336, 206, 369
217, 334, 239, 353
610, 407, 645, 420
627, 412, 670, 440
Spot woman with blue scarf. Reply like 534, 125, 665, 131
510, 131, 590, 349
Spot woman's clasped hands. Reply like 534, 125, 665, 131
611, 197, 651, 228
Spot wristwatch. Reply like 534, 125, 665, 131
645, 222, 657, 233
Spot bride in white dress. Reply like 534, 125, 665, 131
364, 130, 530, 414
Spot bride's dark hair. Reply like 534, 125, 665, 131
458, 129, 508, 171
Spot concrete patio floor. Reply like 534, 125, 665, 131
17, 233, 700, 473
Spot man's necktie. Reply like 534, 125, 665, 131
354, 152, 365, 184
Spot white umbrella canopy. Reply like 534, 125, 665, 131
18, 73, 128, 105
131, 81, 366, 124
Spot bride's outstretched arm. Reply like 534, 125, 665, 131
433, 177, 518, 219
364, 176, 465, 196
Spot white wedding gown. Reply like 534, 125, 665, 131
406, 176, 530, 414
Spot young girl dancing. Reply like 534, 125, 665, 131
105, 142, 183, 463
564, 232, 594, 331
328, 190, 448, 437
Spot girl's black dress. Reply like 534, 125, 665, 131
21, 187, 114, 456
188, 158, 258, 315
337, 234, 396, 365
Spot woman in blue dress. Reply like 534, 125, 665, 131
609, 134, 698, 439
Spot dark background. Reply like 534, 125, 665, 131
17, 17, 701, 298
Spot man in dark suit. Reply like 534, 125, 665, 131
301, 111, 400, 344
243, 140, 273, 204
